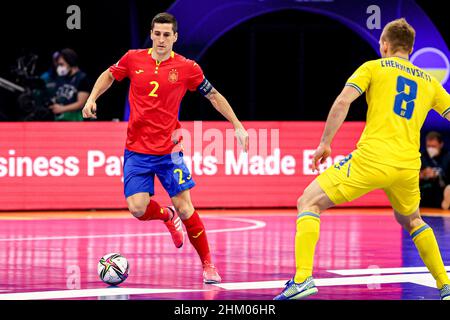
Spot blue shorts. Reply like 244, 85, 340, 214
123, 149, 195, 198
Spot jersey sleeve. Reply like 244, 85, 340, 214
186, 61, 205, 91
109, 51, 130, 81
432, 79, 450, 117
345, 61, 373, 94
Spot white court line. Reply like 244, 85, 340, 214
0, 216, 266, 242
328, 266, 450, 276
214, 273, 438, 290
0, 287, 207, 300
0, 272, 439, 300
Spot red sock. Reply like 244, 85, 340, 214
137, 200, 170, 221
182, 211, 212, 265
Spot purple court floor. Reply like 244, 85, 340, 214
0, 208, 448, 300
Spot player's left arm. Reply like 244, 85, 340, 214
188, 61, 248, 152
431, 79, 450, 121
311, 86, 361, 172
204, 86, 249, 152
49, 91, 89, 115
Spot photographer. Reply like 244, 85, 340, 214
40, 51, 60, 99
49, 48, 90, 121
420, 131, 450, 209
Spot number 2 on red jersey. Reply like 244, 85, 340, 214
149, 81, 159, 97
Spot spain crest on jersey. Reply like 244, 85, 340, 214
168, 69, 178, 83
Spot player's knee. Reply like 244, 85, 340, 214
128, 203, 147, 218
297, 194, 311, 211
297, 195, 306, 210
398, 216, 424, 233
174, 202, 194, 218
297, 194, 320, 213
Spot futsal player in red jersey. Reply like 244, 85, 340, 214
82, 12, 249, 284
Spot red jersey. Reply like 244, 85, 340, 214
109, 49, 205, 155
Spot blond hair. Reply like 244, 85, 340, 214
382, 18, 416, 53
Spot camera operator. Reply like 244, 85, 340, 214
48, 48, 90, 121
40, 51, 60, 98
420, 131, 450, 209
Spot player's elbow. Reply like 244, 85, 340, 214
206, 88, 219, 100
334, 95, 352, 110
206, 89, 222, 106
103, 69, 115, 82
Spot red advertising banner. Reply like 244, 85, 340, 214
0, 122, 390, 210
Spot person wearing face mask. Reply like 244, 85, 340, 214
40, 51, 60, 99
419, 131, 450, 209
48, 48, 90, 121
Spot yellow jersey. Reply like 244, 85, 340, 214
346, 56, 450, 170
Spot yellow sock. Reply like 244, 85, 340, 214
411, 224, 450, 289
294, 211, 320, 283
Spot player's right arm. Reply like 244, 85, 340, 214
82, 70, 115, 119
312, 86, 361, 172
311, 61, 372, 172
83, 51, 130, 119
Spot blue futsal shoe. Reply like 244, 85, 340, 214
440, 284, 450, 300
274, 276, 318, 300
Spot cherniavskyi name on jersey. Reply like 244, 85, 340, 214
380, 59, 432, 82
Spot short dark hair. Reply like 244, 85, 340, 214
426, 131, 443, 143
382, 18, 415, 53
151, 12, 177, 33
59, 48, 79, 67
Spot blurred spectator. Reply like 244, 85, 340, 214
48, 48, 90, 121
420, 131, 450, 209
40, 51, 60, 99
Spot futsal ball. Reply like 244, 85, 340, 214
98, 253, 129, 285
